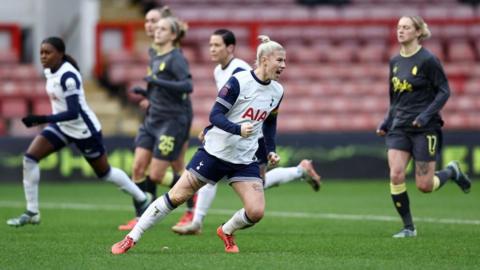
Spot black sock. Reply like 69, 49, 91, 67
444, 166, 456, 179
391, 191, 414, 230
133, 179, 148, 217
145, 175, 157, 199
435, 169, 450, 189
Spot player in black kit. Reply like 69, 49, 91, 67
118, 8, 194, 231
376, 16, 471, 238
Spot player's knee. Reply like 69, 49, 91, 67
245, 207, 264, 223
132, 163, 147, 180
149, 171, 166, 184
167, 189, 190, 207
416, 181, 433, 193
390, 169, 405, 182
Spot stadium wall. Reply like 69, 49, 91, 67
0, 132, 477, 182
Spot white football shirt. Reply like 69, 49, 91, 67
44, 62, 101, 139
204, 70, 283, 164
213, 58, 251, 91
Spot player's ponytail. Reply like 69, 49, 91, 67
255, 35, 284, 67
41, 36, 80, 71
63, 54, 80, 71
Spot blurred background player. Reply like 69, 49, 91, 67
118, 7, 195, 231
6, 37, 152, 227
172, 28, 321, 235
376, 16, 471, 238
111, 35, 286, 254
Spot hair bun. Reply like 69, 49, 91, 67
258, 35, 271, 43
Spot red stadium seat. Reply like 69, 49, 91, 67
32, 98, 52, 115
447, 40, 476, 63
345, 114, 376, 130
108, 64, 146, 85
300, 28, 331, 44
287, 45, 322, 64
0, 98, 28, 118
312, 6, 339, 20
423, 5, 475, 20
448, 78, 465, 95
175, 7, 218, 21
463, 79, 480, 95
444, 62, 474, 81
231, 7, 261, 21
443, 112, 470, 129
422, 5, 450, 20
277, 115, 310, 132
447, 96, 480, 115
324, 42, 358, 63
191, 81, 216, 98
356, 26, 390, 41
31, 80, 48, 98
308, 114, 340, 131
191, 115, 209, 132
357, 42, 387, 63
423, 39, 445, 61
0, 118, 6, 135
0, 50, 19, 64
448, 6, 476, 19
367, 7, 398, 19
234, 47, 256, 65
358, 97, 389, 113
9, 65, 42, 81
466, 112, 480, 129
278, 7, 311, 21
105, 50, 137, 65
184, 27, 217, 47
8, 118, 41, 137
192, 97, 215, 115
441, 25, 469, 40
475, 39, 480, 60
0, 81, 23, 98
339, 6, 369, 20
190, 64, 215, 81
257, 26, 305, 46
182, 47, 199, 64
328, 27, 359, 43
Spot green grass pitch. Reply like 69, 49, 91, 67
0, 180, 479, 270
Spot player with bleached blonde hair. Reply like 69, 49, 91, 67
111, 35, 287, 254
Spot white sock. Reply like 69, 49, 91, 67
192, 183, 217, 225
222, 208, 253, 235
128, 195, 175, 241
23, 156, 40, 214
263, 166, 303, 189
103, 167, 146, 202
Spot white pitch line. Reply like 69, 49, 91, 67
1, 200, 479, 226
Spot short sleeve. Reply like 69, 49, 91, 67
216, 76, 240, 110
60, 71, 81, 97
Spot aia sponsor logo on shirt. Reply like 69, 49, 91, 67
241, 107, 267, 121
